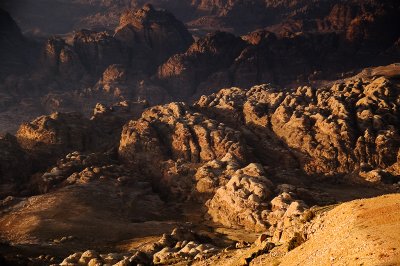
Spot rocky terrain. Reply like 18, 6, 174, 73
1, 1, 399, 134
1, 64, 400, 265
0, 1, 400, 265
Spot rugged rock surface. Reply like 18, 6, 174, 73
157, 31, 246, 98
206, 163, 273, 232
119, 102, 250, 198
1, 66, 400, 266
57, 227, 219, 266
115, 3, 194, 74
73, 29, 128, 76
15, 101, 146, 170
1, 1, 400, 136
196, 73, 400, 182
16, 112, 93, 160
41, 36, 85, 80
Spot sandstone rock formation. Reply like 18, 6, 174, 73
73, 29, 128, 76
196, 75, 400, 182
41, 36, 85, 80
119, 102, 250, 198
115, 3, 194, 74
15, 101, 146, 171
157, 31, 246, 98
16, 112, 93, 159
206, 163, 273, 232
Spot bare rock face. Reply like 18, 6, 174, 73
41, 37, 85, 80
15, 100, 147, 169
16, 112, 92, 159
195, 85, 300, 181
119, 102, 249, 164
206, 163, 273, 232
58, 227, 218, 266
119, 102, 250, 197
196, 76, 400, 182
95, 64, 172, 106
101, 64, 128, 84
270, 77, 400, 178
157, 31, 246, 98
73, 29, 127, 75
267, 188, 309, 243
193, 154, 240, 201
153, 228, 220, 265
114, 4, 193, 74
91, 100, 148, 146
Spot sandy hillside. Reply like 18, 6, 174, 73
256, 194, 400, 266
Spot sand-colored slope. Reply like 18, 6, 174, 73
279, 194, 400, 266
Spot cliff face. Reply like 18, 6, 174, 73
157, 31, 245, 98
115, 4, 194, 74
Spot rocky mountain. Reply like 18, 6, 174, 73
0, 1, 400, 265
0, 1, 399, 132
3, 0, 400, 36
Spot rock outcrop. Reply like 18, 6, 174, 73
115, 4, 194, 74
0, 2, 400, 264
206, 163, 273, 232
119, 102, 250, 197
157, 31, 246, 98
196, 75, 400, 182
41, 36, 85, 80
73, 29, 128, 75
15, 101, 146, 170
16, 112, 93, 159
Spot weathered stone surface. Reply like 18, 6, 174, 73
115, 4, 193, 74
119, 102, 249, 168
196, 77, 400, 182
41, 37, 85, 80
157, 31, 246, 98
73, 29, 127, 75
206, 163, 273, 232
16, 112, 92, 159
